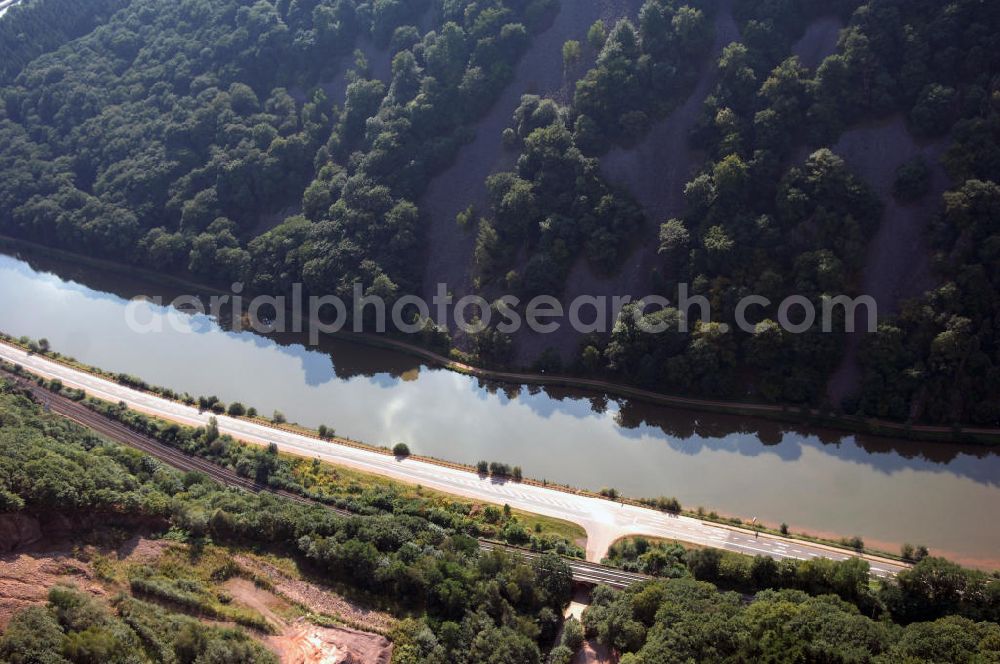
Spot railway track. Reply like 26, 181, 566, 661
478, 541, 653, 588
25, 383, 330, 509
19, 378, 649, 589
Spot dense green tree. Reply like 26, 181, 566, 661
893, 156, 931, 202
586, 576, 1000, 663
0, 376, 593, 661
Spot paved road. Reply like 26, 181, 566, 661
0, 343, 908, 576
22, 381, 649, 589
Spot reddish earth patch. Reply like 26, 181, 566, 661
115, 535, 172, 564
0, 551, 102, 630
0, 535, 175, 630
225, 577, 292, 631
573, 641, 617, 664
269, 620, 393, 664
233, 554, 396, 634
227, 558, 394, 664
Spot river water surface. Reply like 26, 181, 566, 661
2, 248, 999, 567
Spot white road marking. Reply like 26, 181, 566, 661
0, 343, 909, 576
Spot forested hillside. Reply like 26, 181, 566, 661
581, 579, 1000, 663
0, 0, 998, 426
0, 0, 129, 84
2, 378, 999, 661
0, 378, 577, 662
465, 0, 1000, 423
0, 0, 552, 293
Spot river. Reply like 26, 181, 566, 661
0, 0, 22, 18
1, 247, 998, 568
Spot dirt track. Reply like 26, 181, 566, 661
224, 574, 394, 664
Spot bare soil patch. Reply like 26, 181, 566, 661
420, 0, 644, 307
230, 556, 395, 664
0, 521, 178, 628
826, 114, 949, 403
792, 16, 843, 70
233, 554, 397, 634
269, 619, 393, 664
573, 641, 617, 664
226, 577, 293, 630
0, 551, 101, 629
0, 538, 392, 663
116, 535, 172, 564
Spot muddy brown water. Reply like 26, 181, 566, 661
1, 249, 999, 568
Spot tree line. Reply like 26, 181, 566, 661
0, 376, 575, 662
473, 0, 1000, 425
582, 576, 1000, 663
0, 0, 555, 331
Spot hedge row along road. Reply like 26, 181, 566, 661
18, 376, 650, 590
0, 342, 908, 576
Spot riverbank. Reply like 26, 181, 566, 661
2, 235, 997, 446
0, 334, 921, 570
0, 0, 22, 17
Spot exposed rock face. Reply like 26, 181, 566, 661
0, 512, 168, 553
0, 514, 43, 553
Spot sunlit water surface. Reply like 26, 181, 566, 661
2, 249, 998, 567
